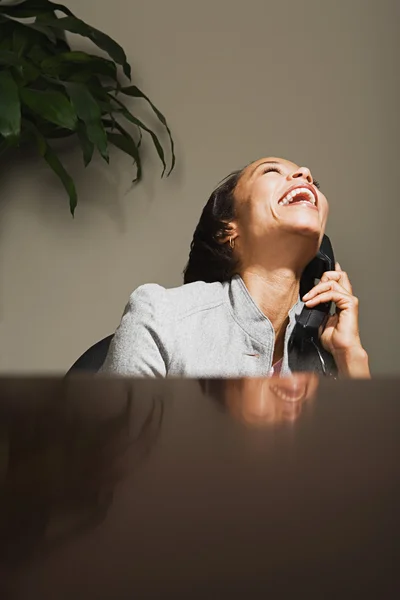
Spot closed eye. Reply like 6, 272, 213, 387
261, 165, 321, 190
263, 166, 281, 174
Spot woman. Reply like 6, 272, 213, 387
101, 157, 370, 378
204, 372, 320, 426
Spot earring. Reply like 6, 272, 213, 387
229, 236, 235, 249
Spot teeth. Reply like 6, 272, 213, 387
279, 187, 316, 206
270, 386, 301, 402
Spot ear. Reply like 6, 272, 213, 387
216, 221, 238, 245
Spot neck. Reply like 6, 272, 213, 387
242, 265, 300, 323
240, 265, 301, 363
237, 234, 320, 361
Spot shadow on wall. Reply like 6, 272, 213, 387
0, 104, 183, 233
0, 140, 129, 230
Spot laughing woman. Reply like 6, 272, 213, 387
101, 157, 370, 379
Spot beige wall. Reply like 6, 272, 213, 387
0, 0, 399, 374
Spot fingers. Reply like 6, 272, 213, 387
335, 262, 353, 294
305, 262, 363, 359
303, 280, 359, 311
303, 279, 345, 300
304, 290, 357, 311
319, 262, 353, 294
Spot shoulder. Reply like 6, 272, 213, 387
126, 280, 226, 322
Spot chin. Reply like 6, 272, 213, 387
284, 221, 322, 239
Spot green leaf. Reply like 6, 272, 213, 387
107, 131, 142, 182
0, 49, 26, 67
3, 15, 58, 45
76, 121, 94, 166
43, 141, 77, 215
20, 88, 77, 130
41, 16, 131, 79
0, 49, 40, 82
0, 70, 21, 139
90, 92, 114, 115
35, 119, 74, 138
2, 14, 58, 47
110, 94, 166, 176
25, 21, 58, 44
0, 13, 56, 47
65, 82, 108, 161
41, 51, 117, 80
36, 14, 71, 50
27, 43, 55, 66
103, 116, 142, 149
12, 26, 28, 56
121, 85, 175, 175
136, 125, 143, 148
0, 3, 131, 76
0, 1, 73, 19
25, 119, 78, 215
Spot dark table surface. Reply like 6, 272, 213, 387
0, 374, 399, 599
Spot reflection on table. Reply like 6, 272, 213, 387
0, 374, 398, 599
204, 372, 319, 426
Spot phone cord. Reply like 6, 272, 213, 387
310, 338, 327, 376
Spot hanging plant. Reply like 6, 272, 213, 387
0, 0, 175, 215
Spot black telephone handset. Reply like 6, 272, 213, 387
289, 234, 335, 353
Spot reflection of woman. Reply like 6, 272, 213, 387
101, 157, 370, 378
0, 381, 163, 568
203, 373, 319, 427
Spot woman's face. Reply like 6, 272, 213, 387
231, 157, 329, 261
223, 373, 319, 426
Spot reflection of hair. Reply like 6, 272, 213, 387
0, 390, 163, 568
198, 379, 234, 417
199, 379, 225, 402
183, 170, 243, 284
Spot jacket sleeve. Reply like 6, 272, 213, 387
100, 285, 168, 377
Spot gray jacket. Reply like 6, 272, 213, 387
101, 275, 337, 377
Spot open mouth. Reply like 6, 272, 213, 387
268, 382, 308, 402
278, 184, 318, 208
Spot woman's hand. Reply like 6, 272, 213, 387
302, 263, 371, 378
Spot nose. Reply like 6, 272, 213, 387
289, 166, 313, 184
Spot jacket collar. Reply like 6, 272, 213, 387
225, 274, 304, 352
